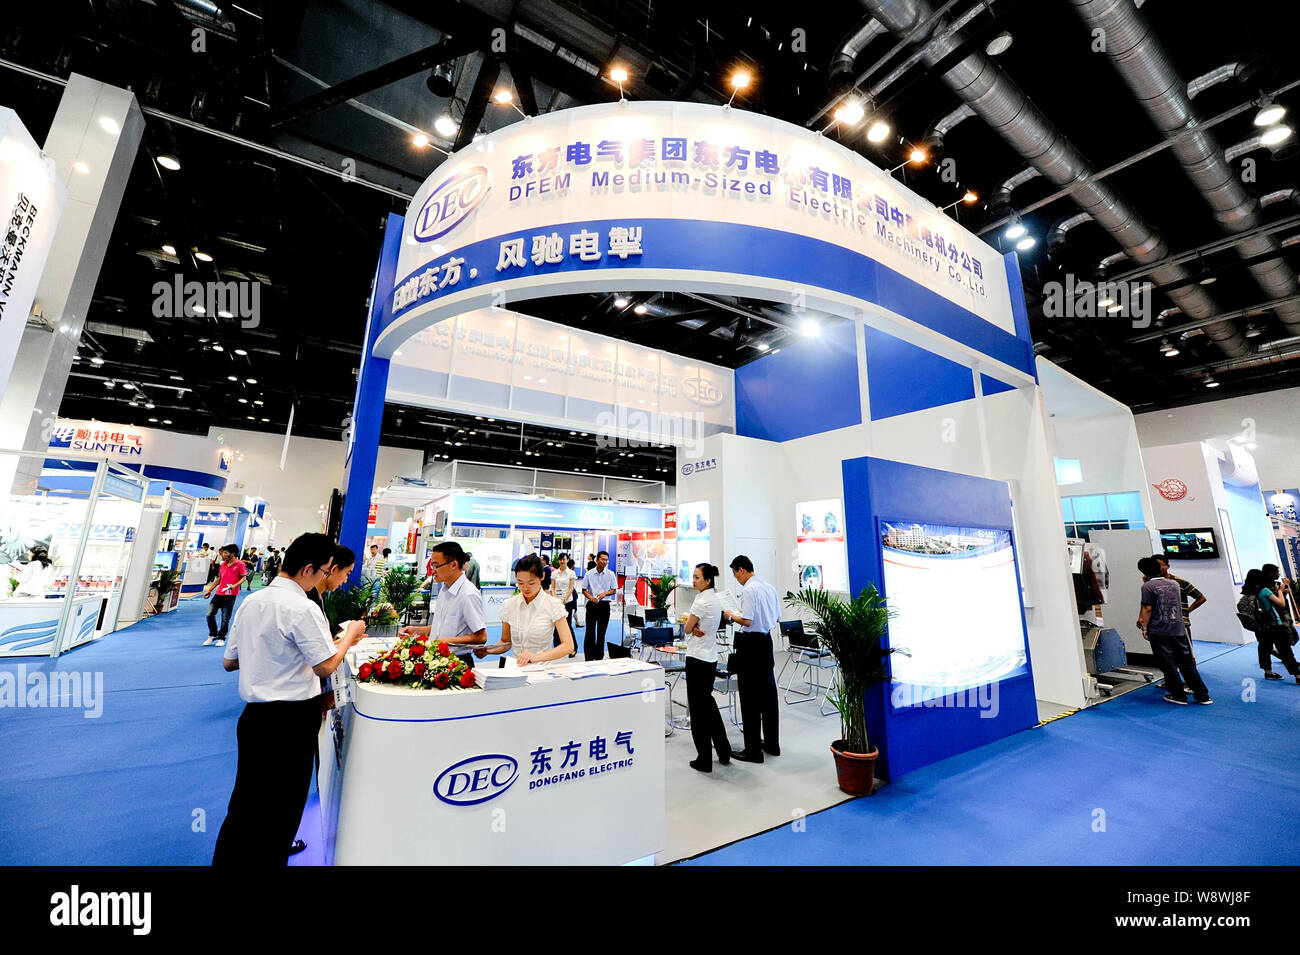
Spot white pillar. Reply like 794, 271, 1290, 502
0, 74, 143, 492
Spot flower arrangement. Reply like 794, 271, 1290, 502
367, 602, 399, 627
356, 636, 477, 690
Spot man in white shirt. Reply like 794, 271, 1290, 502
362, 544, 379, 578
723, 555, 782, 762
399, 541, 487, 667
581, 550, 618, 661
213, 533, 366, 865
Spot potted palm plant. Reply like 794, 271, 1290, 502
785, 584, 897, 796
154, 569, 180, 614
649, 573, 677, 611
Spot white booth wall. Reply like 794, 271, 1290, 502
678, 341, 1087, 709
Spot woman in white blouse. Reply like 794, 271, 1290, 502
478, 554, 575, 665
683, 562, 732, 773
550, 553, 578, 641
11, 546, 54, 597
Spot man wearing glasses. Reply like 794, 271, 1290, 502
214, 533, 367, 865
399, 541, 488, 667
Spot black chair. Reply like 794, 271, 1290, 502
778, 619, 837, 706
644, 608, 669, 624
607, 641, 632, 659
625, 613, 645, 651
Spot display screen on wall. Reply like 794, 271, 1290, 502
1159, 528, 1219, 560
675, 501, 710, 583
881, 521, 1029, 704
795, 499, 849, 592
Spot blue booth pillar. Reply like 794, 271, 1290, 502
340, 213, 404, 584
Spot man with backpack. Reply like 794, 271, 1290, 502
1238, 568, 1300, 683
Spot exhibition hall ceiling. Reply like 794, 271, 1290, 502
1, 0, 1297, 469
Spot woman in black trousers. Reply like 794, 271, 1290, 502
682, 562, 731, 773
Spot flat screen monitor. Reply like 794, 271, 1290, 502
1160, 528, 1219, 560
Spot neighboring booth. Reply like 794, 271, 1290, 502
336, 100, 1091, 851
1, 448, 148, 656
1140, 440, 1277, 645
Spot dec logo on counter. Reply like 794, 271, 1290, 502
433, 753, 519, 806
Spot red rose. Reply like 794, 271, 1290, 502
413, 662, 426, 676
433, 672, 451, 689
410, 643, 426, 657
357, 663, 372, 680
387, 660, 402, 679
437, 641, 451, 657
459, 670, 476, 688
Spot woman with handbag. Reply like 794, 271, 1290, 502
1243, 568, 1300, 683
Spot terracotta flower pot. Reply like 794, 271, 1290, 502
831, 740, 879, 796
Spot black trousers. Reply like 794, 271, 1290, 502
555, 596, 577, 648
1257, 625, 1300, 674
1149, 632, 1210, 702
585, 601, 610, 660
686, 657, 731, 766
212, 699, 322, 866
734, 631, 779, 753
206, 594, 237, 636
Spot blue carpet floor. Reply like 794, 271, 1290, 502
0, 595, 618, 865
682, 639, 1300, 865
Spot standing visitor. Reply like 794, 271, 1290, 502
213, 533, 366, 865
1137, 557, 1213, 705
581, 551, 618, 661
1241, 567, 1300, 683
723, 555, 781, 761
372, 548, 391, 580
550, 554, 578, 650
203, 545, 248, 647
363, 544, 379, 578
1153, 555, 1207, 641
399, 541, 487, 667
682, 563, 731, 773
462, 550, 481, 590
540, 554, 553, 593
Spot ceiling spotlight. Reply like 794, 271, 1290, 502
254, 400, 264, 406
985, 31, 1014, 56
145, 402, 155, 409
834, 97, 866, 127
1015, 236, 1036, 251
104, 381, 115, 389
218, 309, 233, 318
434, 114, 459, 138
157, 154, 181, 171
163, 419, 172, 424
1254, 101, 1287, 127
238, 398, 247, 404
866, 120, 891, 143
192, 304, 206, 314
1097, 296, 1115, 308
1163, 345, 1180, 357
1199, 275, 1217, 285
634, 304, 648, 314
246, 378, 258, 384
1107, 304, 1124, 314
212, 344, 224, 352
1205, 377, 1220, 388
610, 66, 629, 84
194, 249, 213, 262
800, 318, 820, 337
756, 342, 770, 351
1005, 221, 1027, 240
228, 375, 238, 382
1245, 325, 1262, 338
234, 348, 247, 356
412, 133, 430, 148
427, 62, 456, 98
614, 296, 629, 308
149, 417, 158, 423
90, 356, 104, 365
1261, 124, 1293, 146
963, 189, 978, 203
494, 88, 514, 105
730, 70, 751, 90
122, 383, 135, 390
909, 147, 927, 164
161, 244, 177, 256
261, 417, 270, 422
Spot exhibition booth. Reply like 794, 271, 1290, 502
319, 99, 1094, 864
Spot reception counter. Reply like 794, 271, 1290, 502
318, 657, 666, 865
0, 596, 103, 656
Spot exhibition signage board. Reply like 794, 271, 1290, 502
374, 103, 1020, 375
0, 108, 66, 407
795, 498, 848, 592
386, 306, 734, 440
449, 493, 663, 531
47, 419, 228, 492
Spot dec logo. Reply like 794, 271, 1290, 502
413, 166, 491, 242
682, 374, 724, 407
433, 753, 518, 806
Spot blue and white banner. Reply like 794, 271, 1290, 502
449, 494, 662, 531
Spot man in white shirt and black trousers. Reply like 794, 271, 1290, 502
213, 533, 366, 865
581, 550, 618, 661
723, 555, 782, 762
399, 540, 488, 667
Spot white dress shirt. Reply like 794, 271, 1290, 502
221, 577, 336, 702
551, 569, 576, 603
583, 567, 618, 602
740, 575, 781, 634
433, 573, 487, 643
12, 559, 53, 597
686, 588, 722, 664
500, 591, 566, 656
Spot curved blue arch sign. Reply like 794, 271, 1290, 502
370, 101, 1030, 379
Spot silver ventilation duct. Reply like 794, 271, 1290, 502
1097, 250, 1130, 272
855, 0, 1249, 357
1070, 0, 1300, 339
829, 18, 889, 95
1261, 188, 1297, 208
991, 166, 1041, 215
1047, 212, 1094, 248
924, 103, 976, 148
1186, 62, 1248, 100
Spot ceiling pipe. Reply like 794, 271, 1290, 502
854, 0, 1249, 358
829, 17, 889, 95
1069, 0, 1300, 339
990, 166, 1041, 217
1097, 250, 1129, 273
1186, 61, 1254, 100
1047, 212, 1094, 249
1261, 188, 1298, 208
923, 103, 976, 149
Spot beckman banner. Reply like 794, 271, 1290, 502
0, 108, 66, 403
373, 101, 1022, 374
